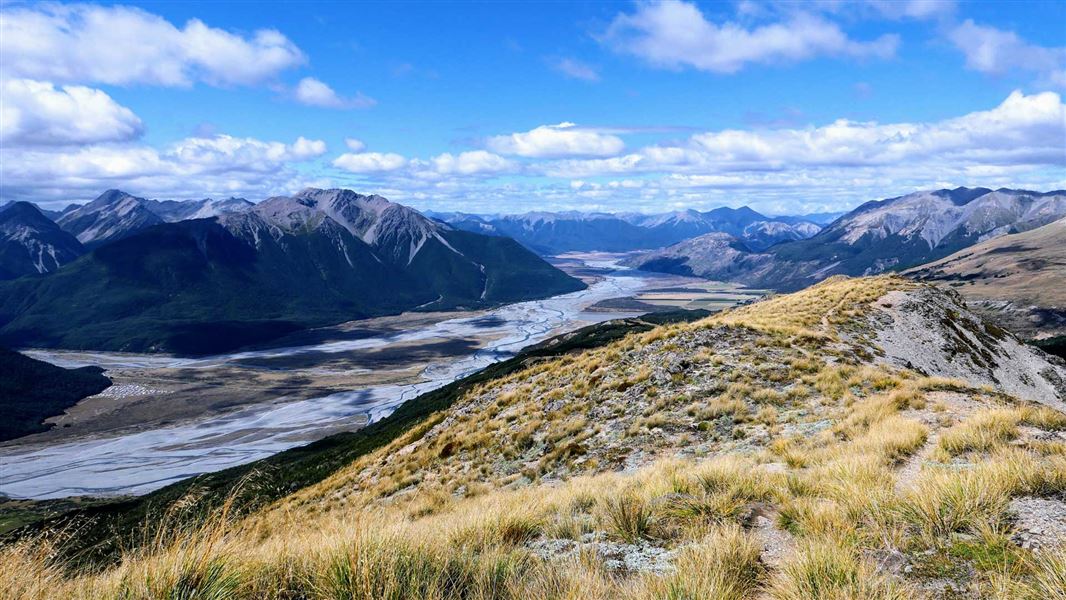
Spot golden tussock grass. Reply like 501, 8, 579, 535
5, 276, 1064, 599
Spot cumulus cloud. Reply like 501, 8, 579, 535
333, 150, 514, 179
318, 91, 1065, 212
949, 20, 1066, 87
487, 122, 625, 158
543, 91, 1066, 178
0, 3, 305, 87
290, 137, 328, 158
688, 91, 1064, 167
294, 77, 377, 109
428, 151, 514, 175
333, 152, 408, 173
169, 135, 326, 168
1, 134, 327, 202
344, 138, 367, 152
551, 57, 601, 82
0, 79, 143, 146
601, 0, 899, 74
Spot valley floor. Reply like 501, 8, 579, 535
0, 256, 746, 499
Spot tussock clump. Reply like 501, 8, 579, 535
768, 539, 910, 600
601, 493, 656, 543
643, 525, 763, 600
938, 409, 1020, 457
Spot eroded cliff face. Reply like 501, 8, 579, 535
868, 286, 1065, 408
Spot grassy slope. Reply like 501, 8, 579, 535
6, 277, 1065, 599
0, 347, 110, 442
907, 217, 1066, 343
1, 310, 707, 558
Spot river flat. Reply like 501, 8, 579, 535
0, 257, 759, 499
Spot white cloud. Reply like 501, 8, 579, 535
0, 79, 143, 146
429, 151, 513, 175
0, 3, 305, 87
602, 0, 898, 74
332, 152, 408, 173
344, 138, 367, 152
169, 135, 326, 168
542, 91, 1065, 178
949, 20, 1066, 87
290, 137, 329, 159
294, 77, 344, 107
0, 134, 327, 203
487, 122, 625, 158
551, 58, 601, 82
294, 77, 377, 109
310, 92, 1066, 213
332, 150, 513, 179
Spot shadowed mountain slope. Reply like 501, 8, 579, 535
0, 347, 110, 442
0, 202, 85, 280
0, 189, 583, 354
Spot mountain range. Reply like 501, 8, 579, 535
627, 187, 1066, 290
430, 206, 822, 254
0, 191, 257, 281
56, 190, 254, 247
0, 188, 583, 354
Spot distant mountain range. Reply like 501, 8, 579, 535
627, 187, 1066, 291
57, 190, 254, 246
1, 191, 256, 281
4, 185, 1060, 352
0, 188, 583, 354
3, 193, 831, 278
429, 206, 822, 254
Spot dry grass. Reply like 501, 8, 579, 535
767, 539, 910, 600
642, 525, 763, 600
5, 276, 1064, 599
938, 409, 1020, 457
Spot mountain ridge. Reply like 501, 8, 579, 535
629, 187, 1066, 290
0, 189, 584, 354
433, 205, 821, 254
907, 216, 1066, 346
56, 189, 254, 247
0, 202, 85, 280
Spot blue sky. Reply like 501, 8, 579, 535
1, 1, 1064, 215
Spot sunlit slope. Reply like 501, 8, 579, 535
283, 275, 1061, 512
908, 217, 1066, 342
7, 276, 1066, 599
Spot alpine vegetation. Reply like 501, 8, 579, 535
7, 276, 1065, 599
